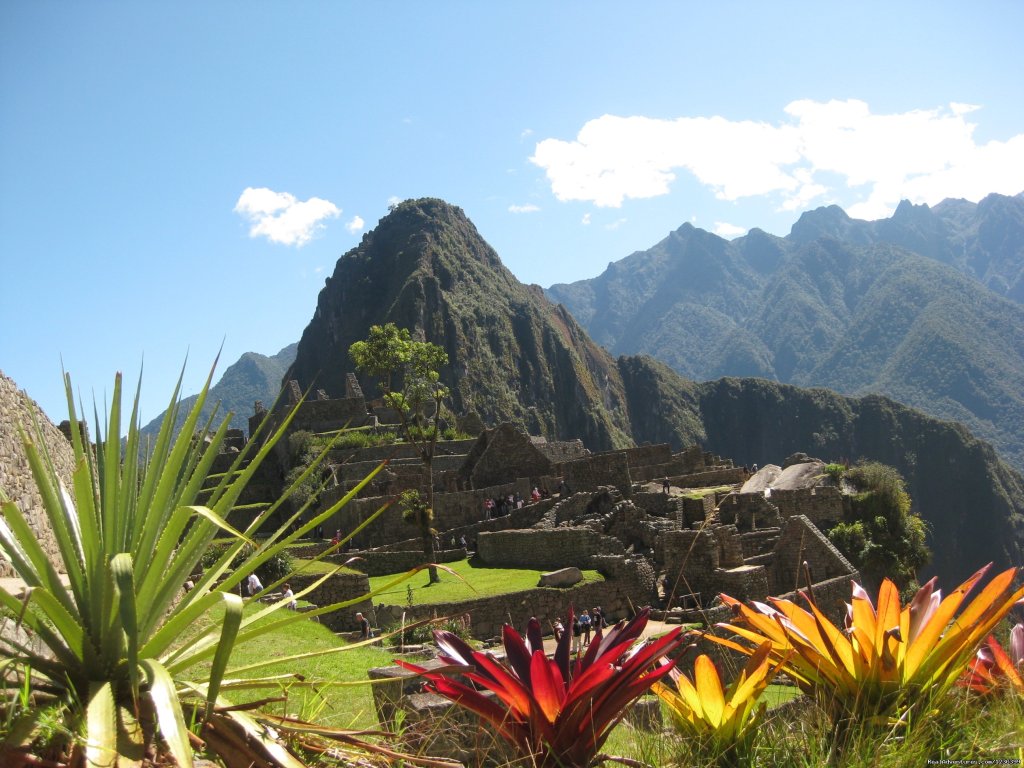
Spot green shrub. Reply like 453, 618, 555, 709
201, 542, 294, 583
824, 462, 846, 481
828, 461, 930, 593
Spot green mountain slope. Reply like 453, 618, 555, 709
547, 193, 1024, 473
138, 343, 297, 441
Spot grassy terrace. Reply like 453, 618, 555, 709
289, 555, 605, 605
367, 557, 604, 605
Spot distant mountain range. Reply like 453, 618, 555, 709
138, 343, 296, 442
151, 196, 1024, 583
547, 192, 1024, 474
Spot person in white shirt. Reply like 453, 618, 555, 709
282, 583, 297, 610
246, 572, 263, 597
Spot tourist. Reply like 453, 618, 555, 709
572, 613, 582, 654
459, 534, 468, 550
580, 609, 592, 645
531, 486, 541, 502
593, 606, 606, 630
282, 583, 297, 610
662, 477, 671, 494
553, 617, 565, 642
246, 572, 263, 597
356, 611, 370, 640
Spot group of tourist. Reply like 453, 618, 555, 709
483, 493, 525, 520
551, 607, 607, 654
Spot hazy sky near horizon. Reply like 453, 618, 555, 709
3, 2, 1023, 427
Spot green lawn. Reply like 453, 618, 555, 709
188, 604, 396, 730
368, 557, 604, 605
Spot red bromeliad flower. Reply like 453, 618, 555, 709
397, 608, 685, 768
961, 623, 1024, 695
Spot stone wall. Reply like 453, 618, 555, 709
289, 570, 373, 631
463, 423, 552, 489
0, 372, 74, 577
674, 467, 746, 488
769, 514, 857, 595
476, 528, 625, 570
321, 479, 535, 549
717, 492, 784, 531
342, 547, 467, 577
375, 555, 657, 639
770, 486, 845, 527
659, 528, 719, 603
621, 444, 674, 468
563, 452, 631, 497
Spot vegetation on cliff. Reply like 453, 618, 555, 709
827, 461, 930, 595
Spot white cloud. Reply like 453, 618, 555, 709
508, 203, 540, 214
581, 212, 591, 225
531, 100, 1024, 219
234, 187, 340, 247
345, 215, 365, 234
713, 222, 747, 238
604, 217, 627, 230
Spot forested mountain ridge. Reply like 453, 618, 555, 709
546, 192, 1024, 473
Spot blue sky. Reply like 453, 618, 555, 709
3, 2, 1023, 427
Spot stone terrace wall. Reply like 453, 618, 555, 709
290, 570, 373, 632
0, 372, 74, 577
769, 515, 857, 595
770, 486, 845, 527
331, 439, 478, 464
563, 452, 631, 497
477, 528, 625, 570
621, 444, 674, 468
674, 467, 746, 488
288, 397, 375, 432
376, 555, 657, 639
343, 548, 467, 577
322, 479, 533, 549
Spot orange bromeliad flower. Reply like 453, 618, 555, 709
710, 564, 1024, 723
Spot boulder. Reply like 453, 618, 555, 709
537, 566, 583, 588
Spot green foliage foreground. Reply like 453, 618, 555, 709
0, 365, 418, 768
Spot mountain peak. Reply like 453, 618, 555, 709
788, 204, 867, 244
286, 197, 636, 449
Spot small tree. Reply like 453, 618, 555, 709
350, 323, 449, 583
398, 489, 438, 583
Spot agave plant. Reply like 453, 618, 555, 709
961, 623, 1024, 695
653, 641, 783, 765
0, 365, 403, 767
397, 608, 685, 768
711, 565, 1024, 724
